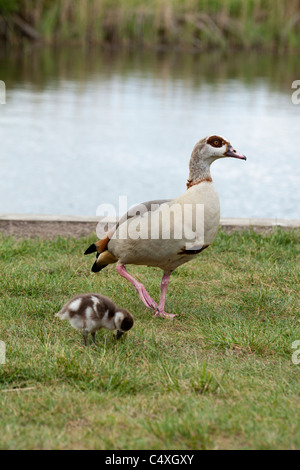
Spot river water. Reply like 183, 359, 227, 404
0, 47, 299, 218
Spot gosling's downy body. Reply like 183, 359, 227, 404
85, 135, 246, 318
56, 293, 134, 345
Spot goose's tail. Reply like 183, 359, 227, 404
84, 234, 117, 272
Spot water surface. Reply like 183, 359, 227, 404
0, 47, 299, 218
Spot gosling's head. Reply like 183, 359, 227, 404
114, 308, 134, 339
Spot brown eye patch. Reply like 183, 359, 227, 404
207, 135, 225, 148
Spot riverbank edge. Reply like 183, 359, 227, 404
0, 215, 299, 239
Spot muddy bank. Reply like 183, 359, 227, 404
0, 216, 299, 239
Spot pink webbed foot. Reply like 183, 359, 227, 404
153, 308, 176, 319
153, 272, 175, 318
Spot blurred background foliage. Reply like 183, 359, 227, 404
0, 0, 300, 51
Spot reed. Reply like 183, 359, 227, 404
1, 0, 300, 51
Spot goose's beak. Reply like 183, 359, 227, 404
225, 145, 247, 160
116, 330, 124, 339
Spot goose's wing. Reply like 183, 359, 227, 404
116, 199, 170, 231
84, 199, 170, 256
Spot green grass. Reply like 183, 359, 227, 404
0, 229, 299, 449
1, 0, 300, 51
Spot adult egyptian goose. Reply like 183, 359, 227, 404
56, 293, 134, 345
85, 135, 246, 318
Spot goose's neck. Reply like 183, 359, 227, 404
187, 159, 212, 190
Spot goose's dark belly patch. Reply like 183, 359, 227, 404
178, 244, 209, 255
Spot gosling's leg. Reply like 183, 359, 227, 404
82, 331, 88, 346
91, 332, 97, 345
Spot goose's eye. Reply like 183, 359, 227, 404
207, 136, 223, 148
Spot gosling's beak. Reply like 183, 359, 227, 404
225, 145, 247, 160
116, 330, 124, 339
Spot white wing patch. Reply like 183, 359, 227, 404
91, 296, 100, 309
102, 309, 115, 330
69, 298, 82, 311
85, 306, 96, 332
114, 311, 124, 330
85, 306, 94, 319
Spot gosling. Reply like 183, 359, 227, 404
55, 293, 134, 346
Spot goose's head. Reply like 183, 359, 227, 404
188, 135, 246, 188
200, 135, 246, 163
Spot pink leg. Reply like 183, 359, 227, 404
116, 264, 158, 310
154, 272, 175, 319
